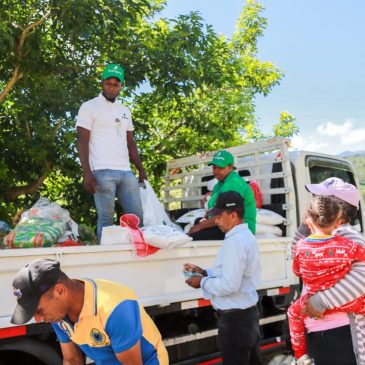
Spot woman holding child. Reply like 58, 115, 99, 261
291, 177, 365, 365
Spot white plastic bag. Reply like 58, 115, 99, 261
176, 209, 206, 224
139, 181, 174, 227
256, 208, 285, 226
21, 197, 70, 222
100, 226, 133, 246
141, 225, 192, 248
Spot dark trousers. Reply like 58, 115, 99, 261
307, 325, 356, 365
217, 306, 263, 365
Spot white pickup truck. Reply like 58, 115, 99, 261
0, 138, 363, 365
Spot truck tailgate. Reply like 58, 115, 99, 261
0, 237, 296, 327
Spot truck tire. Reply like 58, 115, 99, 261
266, 353, 293, 365
0, 337, 62, 365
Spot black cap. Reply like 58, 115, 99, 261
11, 259, 62, 325
208, 191, 244, 216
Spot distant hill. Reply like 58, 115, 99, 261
338, 150, 365, 158
343, 155, 365, 200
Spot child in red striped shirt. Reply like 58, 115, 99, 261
289, 195, 365, 365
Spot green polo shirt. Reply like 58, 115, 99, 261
208, 171, 257, 234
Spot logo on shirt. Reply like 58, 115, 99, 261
58, 321, 72, 337
121, 112, 128, 120
13, 287, 22, 299
90, 328, 109, 346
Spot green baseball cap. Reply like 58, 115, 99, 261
102, 64, 125, 82
208, 150, 234, 168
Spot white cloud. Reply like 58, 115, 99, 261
291, 119, 365, 155
291, 135, 328, 152
317, 120, 352, 137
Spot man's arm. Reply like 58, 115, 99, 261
188, 217, 217, 235
77, 126, 98, 193
115, 340, 142, 365
59, 342, 85, 365
127, 131, 147, 183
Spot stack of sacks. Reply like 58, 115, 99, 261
255, 208, 285, 239
175, 209, 206, 233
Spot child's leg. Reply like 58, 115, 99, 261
288, 294, 310, 359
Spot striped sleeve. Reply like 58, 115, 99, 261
310, 226, 365, 310
291, 223, 310, 258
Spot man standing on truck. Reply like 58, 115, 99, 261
184, 191, 262, 365
188, 150, 256, 240
77, 63, 147, 241
10, 259, 168, 365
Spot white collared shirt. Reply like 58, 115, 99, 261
76, 94, 134, 171
201, 224, 261, 310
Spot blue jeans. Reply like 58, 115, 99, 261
93, 170, 143, 241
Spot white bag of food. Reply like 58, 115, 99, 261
141, 225, 192, 248
255, 223, 283, 236
256, 208, 285, 226
176, 209, 206, 224
100, 226, 133, 246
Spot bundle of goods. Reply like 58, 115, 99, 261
5, 216, 67, 248
3, 198, 73, 249
141, 225, 192, 249
255, 208, 285, 238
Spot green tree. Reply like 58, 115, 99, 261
0, 0, 289, 225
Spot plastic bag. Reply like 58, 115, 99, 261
141, 225, 192, 249
139, 181, 173, 227
4, 217, 67, 248
21, 197, 70, 221
249, 180, 263, 209
100, 226, 132, 246
120, 214, 159, 256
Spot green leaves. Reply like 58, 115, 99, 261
0, 0, 293, 225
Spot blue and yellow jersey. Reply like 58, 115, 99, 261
52, 279, 168, 365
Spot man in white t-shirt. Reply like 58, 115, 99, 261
76, 64, 147, 241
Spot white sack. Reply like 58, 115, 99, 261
100, 226, 133, 246
255, 223, 283, 236
176, 209, 206, 224
256, 208, 285, 226
141, 225, 192, 248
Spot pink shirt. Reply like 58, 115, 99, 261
305, 312, 350, 333
302, 286, 350, 332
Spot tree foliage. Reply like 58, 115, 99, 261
0, 0, 293, 225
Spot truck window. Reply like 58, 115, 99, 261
308, 161, 363, 232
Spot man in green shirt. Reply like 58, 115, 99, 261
189, 150, 257, 240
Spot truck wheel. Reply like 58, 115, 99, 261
0, 337, 62, 365
266, 353, 293, 365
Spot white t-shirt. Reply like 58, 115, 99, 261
76, 94, 134, 171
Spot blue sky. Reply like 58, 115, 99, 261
160, 0, 365, 155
